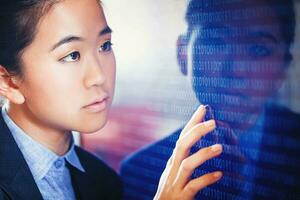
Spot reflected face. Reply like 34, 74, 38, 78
17, 0, 115, 133
186, 2, 288, 129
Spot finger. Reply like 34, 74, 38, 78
174, 144, 222, 189
180, 105, 207, 138
174, 119, 216, 163
183, 171, 223, 199
168, 120, 216, 184
158, 157, 173, 188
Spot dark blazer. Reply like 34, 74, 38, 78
120, 105, 300, 200
0, 111, 122, 200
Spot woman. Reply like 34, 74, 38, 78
0, 0, 222, 199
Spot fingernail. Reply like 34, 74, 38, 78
204, 104, 214, 120
211, 144, 222, 152
203, 119, 216, 128
197, 104, 205, 113
203, 104, 209, 109
213, 171, 222, 178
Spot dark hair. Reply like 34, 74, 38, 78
185, 0, 296, 52
0, 0, 61, 77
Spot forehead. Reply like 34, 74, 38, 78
185, 1, 288, 44
186, 0, 284, 30
34, 0, 106, 42
193, 23, 282, 41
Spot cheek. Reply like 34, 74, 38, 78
258, 55, 286, 94
102, 53, 116, 94
20, 61, 81, 111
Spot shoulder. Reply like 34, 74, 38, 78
119, 129, 182, 199
121, 128, 181, 169
120, 128, 182, 179
263, 104, 300, 138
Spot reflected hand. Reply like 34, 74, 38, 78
154, 105, 223, 200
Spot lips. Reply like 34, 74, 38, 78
83, 95, 109, 112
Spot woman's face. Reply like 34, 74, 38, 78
16, 0, 115, 133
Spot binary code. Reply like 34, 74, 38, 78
98, 0, 300, 199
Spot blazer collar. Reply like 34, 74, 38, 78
0, 109, 43, 200
67, 151, 100, 200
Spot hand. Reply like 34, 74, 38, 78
154, 105, 223, 200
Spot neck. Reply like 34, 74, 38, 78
6, 102, 71, 156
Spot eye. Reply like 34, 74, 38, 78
99, 41, 113, 52
61, 51, 80, 62
249, 44, 272, 58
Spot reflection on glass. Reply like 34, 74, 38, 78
121, 0, 300, 199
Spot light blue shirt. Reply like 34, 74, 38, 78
1, 106, 85, 200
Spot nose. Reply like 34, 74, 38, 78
83, 54, 106, 88
220, 45, 243, 79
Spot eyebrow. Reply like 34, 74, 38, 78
203, 23, 278, 43
50, 26, 112, 51
250, 31, 278, 44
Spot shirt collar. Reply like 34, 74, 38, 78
1, 105, 85, 180
64, 138, 85, 172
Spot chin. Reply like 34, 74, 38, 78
75, 116, 108, 134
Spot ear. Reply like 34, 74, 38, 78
176, 34, 188, 76
0, 66, 25, 104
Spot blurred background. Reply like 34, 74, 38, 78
81, 0, 300, 172
81, 0, 195, 171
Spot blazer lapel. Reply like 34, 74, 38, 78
67, 162, 100, 200
0, 111, 43, 200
